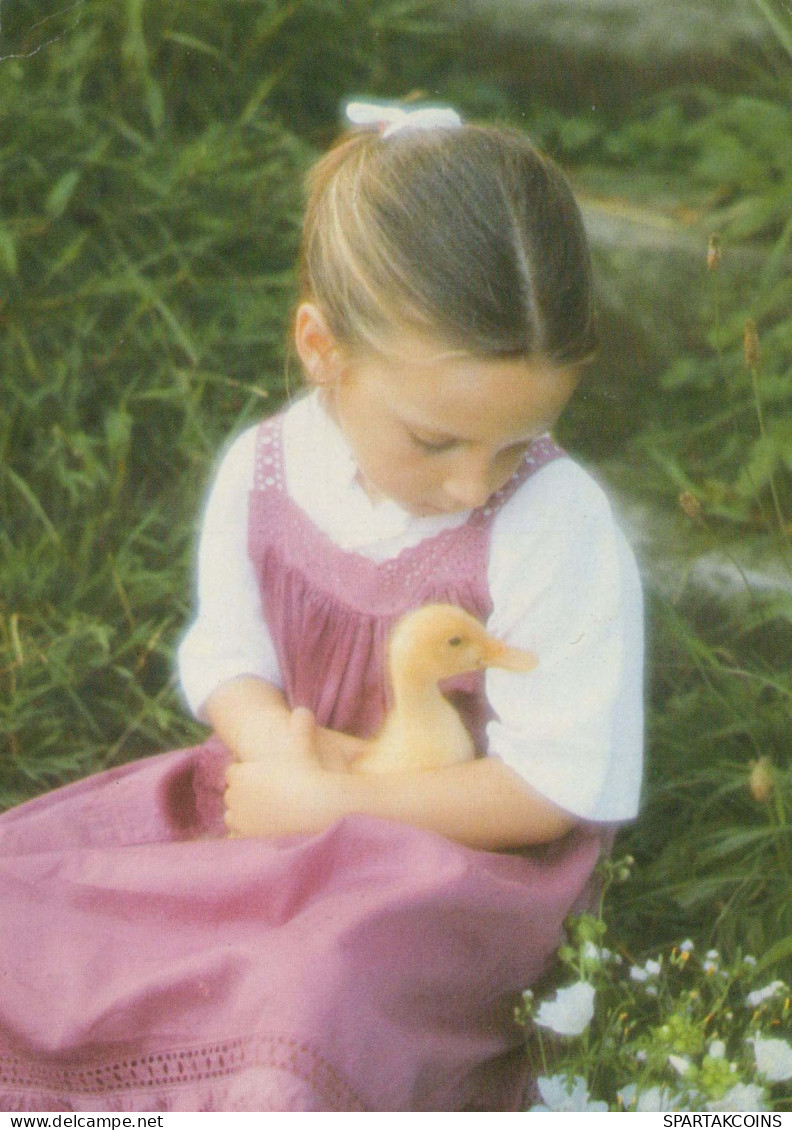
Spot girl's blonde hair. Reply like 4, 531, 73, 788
299, 122, 596, 364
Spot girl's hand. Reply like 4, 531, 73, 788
224, 707, 343, 838
315, 724, 367, 772
206, 676, 365, 771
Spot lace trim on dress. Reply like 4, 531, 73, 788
0, 1033, 367, 1110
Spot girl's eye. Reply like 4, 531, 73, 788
408, 432, 535, 457
409, 432, 457, 454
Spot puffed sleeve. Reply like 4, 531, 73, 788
485, 457, 644, 822
177, 426, 282, 721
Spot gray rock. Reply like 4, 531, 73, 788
616, 495, 792, 610
460, 0, 768, 60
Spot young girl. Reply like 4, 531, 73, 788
0, 104, 643, 1112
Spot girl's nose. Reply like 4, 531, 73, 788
442, 454, 495, 510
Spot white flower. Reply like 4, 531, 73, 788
532, 1074, 608, 1112
534, 981, 595, 1036
669, 1054, 692, 1076
679, 939, 695, 953
702, 949, 721, 974
745, 981, 787, 1008
631, 958, 661, 983
581, 940, 613, 965
619, 1083, 679, 1112
743, 955, 757, 967
707, 1083, 768, 1112
750, 1035, 792, 1083
708, 1040, 727, 1059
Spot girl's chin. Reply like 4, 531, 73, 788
411, 500, 463, 518
359, 475, 460, 518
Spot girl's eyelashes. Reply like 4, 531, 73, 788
408, 431, 458, 454
408, 431, 537, 457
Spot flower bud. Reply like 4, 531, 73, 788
707, 234, 722, 271
744, 319, 761, 368
679, 491, 703, 523
749, 756, 775, 803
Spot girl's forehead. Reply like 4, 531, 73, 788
358, 337, 578, 438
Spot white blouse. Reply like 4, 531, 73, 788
178, 391, 644, 822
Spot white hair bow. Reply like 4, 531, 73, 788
345, 100, 462, 139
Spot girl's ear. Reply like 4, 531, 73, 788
294, 302, 345, 385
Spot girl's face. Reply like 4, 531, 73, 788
296, 307, 580, 517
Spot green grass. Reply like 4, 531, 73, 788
0, 0, 449, 803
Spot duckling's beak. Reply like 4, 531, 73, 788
480, 636, 539, 673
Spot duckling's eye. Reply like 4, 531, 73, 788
447, 636, 463, 647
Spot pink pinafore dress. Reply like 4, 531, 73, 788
0, 415, 605, 1112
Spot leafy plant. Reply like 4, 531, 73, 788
600, 233, 792, 974
517, 859, 792, 1112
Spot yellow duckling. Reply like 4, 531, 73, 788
356, 603, 538, 774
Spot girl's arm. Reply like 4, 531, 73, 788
206, 677, 367, 771
224, 707, 575, 850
